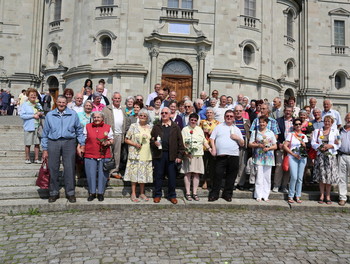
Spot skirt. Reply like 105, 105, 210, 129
123, 159, 153, 183
180, 156, 204, 174
313, 153, 339, 184
24, 128, 40, 146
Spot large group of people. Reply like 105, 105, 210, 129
17, 81, 350, 206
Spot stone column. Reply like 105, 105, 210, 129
197, 47, 207, 95
149, 44, 159, 92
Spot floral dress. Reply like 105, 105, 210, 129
249, 129, 276, 166
123, 123, 153, 183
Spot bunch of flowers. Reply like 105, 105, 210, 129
291, 134, 308, 158
317, 135, 331, 156
96, 131, 109, 156
184, 130, 198, 156
302, 122, 314, 135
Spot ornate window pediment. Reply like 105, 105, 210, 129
329, 8, 350, 17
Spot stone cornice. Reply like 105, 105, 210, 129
145, 33, 212, 47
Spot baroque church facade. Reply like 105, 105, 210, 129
0, 0, 350, 115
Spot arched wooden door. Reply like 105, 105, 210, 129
161, 60, 193, 101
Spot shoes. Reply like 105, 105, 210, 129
87, 193, 96, 202
232, 186, 237, 190
192, 194, 200, 201
222, 196, 232, 202
296, 198, 302, 204
288, 198, 294, 203
25, 160, 31, 164
169, 198, 178, 204
272, 187, 279, 193
131, 195, 140, 202
339, 200, 346, 206
111, 173, 122, 179
264, 199, 270, 202
34, 160, 42, 164
318, 199, 324, 204
248, 187, 255, 192
237, 185, 245, 191
139, 194, 149, 201
48, 195, 59, 203
67, 195, 76, 203
153, 197, 161, 203
185, 194, 193, 201
325, 199, 332, 205
97, 194, 104, 202
281, 188, 288, 194
256, 198, 262, 202
208, 197, 218, 202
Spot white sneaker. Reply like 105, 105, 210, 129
34, 160, 42, 164
272, 187, 279, 193
25, 160, 31, 164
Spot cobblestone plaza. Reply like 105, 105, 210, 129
1, 208, 349, 263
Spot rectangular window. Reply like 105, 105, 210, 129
102, 0, 114, 5
168, 0, 179, 8
244, 0, 256, 17
334, 20, 345, 46
54, 0, 62, 21
181, 0, 192, 9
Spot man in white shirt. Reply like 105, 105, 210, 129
72, 93, 84, 113
322, 99, 342, 129
214, 95, 228, 123
146, 83, 161, 107
209, 109, 244, 202
102, 92, 130, 178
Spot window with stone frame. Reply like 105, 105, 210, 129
335, 72, 346, 89
287, 10, 293, 38
168, 0, 193, 9
244, 0, 256, 17
287, 61, 294, 78
54, 0, 62, 21
102, 0, 114, 5
334, 20, 345, 46
243, 44, 254, 65
101, 36, 112, 57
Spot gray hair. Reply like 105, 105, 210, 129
92, 92, 102, 100
210, 97, 217, 103
91, 111, 105, 119
194, 98, 203, 104
125, 96, 135, 104
83, 100, 93, 108
313, 107, 321, 113
184, 100, 193, 106
138, 108, 149, 118
206, 107, 214, 113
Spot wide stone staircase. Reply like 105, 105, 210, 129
0, 116, 349, 214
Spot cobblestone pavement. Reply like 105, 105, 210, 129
0, 208, 350, 264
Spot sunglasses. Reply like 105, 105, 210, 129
184, 106, 191, 108
294, 123, 302, 126
161, 112, 169, 115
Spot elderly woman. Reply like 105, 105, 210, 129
77, 100, 93, 128
124, 109, 153, 202
91, 92, 106, 112
199, 107, 220, 189
169, 100, 183, 129
181, 113, 211, 201
248, 116, 277, 202
129, 101, 143, 124
63, 88, 74, 109
311, 115, 340, 204
20, 88, 44, 164
125, 96, 135, 116
148, 96, 162, 124
81, 111, 114, 202
283, 118, 308, 203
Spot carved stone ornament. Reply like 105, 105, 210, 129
197, 49, 207, 60
149, 46, 159, 58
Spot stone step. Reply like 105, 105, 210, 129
0, 197, 349, 215
0, 177, 37, 187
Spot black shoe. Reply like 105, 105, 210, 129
97, 194, 104, 201
237, 185, 245, 191
233, 186, 237, 190
48, 195, 59, 203
208, 197, 218, 202
67, 195, 76, 203
87, 193, 96, 202
222, 196, 232, 202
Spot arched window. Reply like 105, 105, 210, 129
52, 46, 58, 65
243, 45, 254, 65
287, 10, 293, 38
162, 60, 192, 75
287, 61, 294, 78
244, 0, 256, 17
101, 36, 112, 57
48, 76, 59, 88
335, 72, 346, 89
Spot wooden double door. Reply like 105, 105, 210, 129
161, 74, 193, 101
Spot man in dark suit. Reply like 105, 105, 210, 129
273, 106, 294, 193
270, 97, 283, 120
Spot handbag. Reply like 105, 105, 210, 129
282, 154, 289, 172
103, 159, 115, 172
36, 159, 50, 189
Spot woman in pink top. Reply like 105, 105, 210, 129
91, 92, 106, 112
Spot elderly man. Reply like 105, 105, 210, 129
232, 94, 244, 108
103, 92, 130, 178
311, 108, 324, 130
72, 93, 84, 113
273, 106, 293, 193
309, 97, 317, 120
41, 95, 85, 203
214, 95, 228, 123
146, 83, 161, 107
322, 99, 342, 129
233, 105, 251, 190
195, 98, 207, 120
337, 113, 350, 206
209, 109, 244, 202
87, 84, 109, 106
151, 107, 185, 204
250, 103, 281, 137
181, 100, 197, 126
271, 97, 283, 119
200, 91, 210, 107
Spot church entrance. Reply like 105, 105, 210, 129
161, 60, 193, 101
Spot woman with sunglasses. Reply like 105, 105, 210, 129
181, 113, 211, 201
283, 118, 308, 203
124, 109, 153, 202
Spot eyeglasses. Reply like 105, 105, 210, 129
136, 99, 143, 101
161, 112, 169, 115
139, 115, 147, 117
212, 93, 218, 95
294, 123, 302, 126
225, 115, 234, 118
190, 119, 198, 122
184, 106, 191, 108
